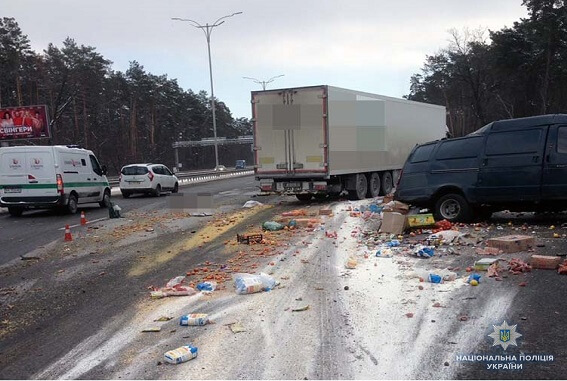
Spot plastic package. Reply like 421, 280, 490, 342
164, 345, 198, 364
196, 281, 217, 292
262, 221, 284, 231
166, 276, 186, 288
415, 245, 435, 258
234, 272, 277, 294
180, 313, 209, 326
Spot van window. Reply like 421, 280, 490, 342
121, 166, 149, 175
81, 159, 86, 166
152, 166, 163, 175
435, 137, 482, 160
89, 155, 103, 176
410, 144, 435, 163
558, 127, 567, 154
485, 129, 542, 156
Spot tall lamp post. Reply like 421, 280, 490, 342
172, 12, 242, 170
243, 74, 285, 90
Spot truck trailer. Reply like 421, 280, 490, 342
251, 85, 447, 200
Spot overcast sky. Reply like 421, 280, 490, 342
3, 0, 528, 120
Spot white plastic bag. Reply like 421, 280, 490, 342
233, 272, 277, 295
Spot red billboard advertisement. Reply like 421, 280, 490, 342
0, 105, 50, 141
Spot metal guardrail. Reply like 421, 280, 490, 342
107, 168, 253, 187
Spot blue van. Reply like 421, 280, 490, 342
395, 114, 567, 221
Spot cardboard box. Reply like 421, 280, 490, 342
382, 195, 394, 204
530, 255, 561, 270
406, 213, 435, 228
474, 258, 500, 271
382, 201, 410, 215
380, 212, 407, 235
486, 235, 535, 253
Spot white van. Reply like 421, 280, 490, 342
0, 145, 111, 216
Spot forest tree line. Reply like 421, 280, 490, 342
0, 17, 252, 174
407, 0, 567, 136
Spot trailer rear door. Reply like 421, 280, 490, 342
253, 86, 327, 177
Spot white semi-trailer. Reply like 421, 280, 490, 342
251, 85, 446, 200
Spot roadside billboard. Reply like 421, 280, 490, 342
0, 105, 50, 141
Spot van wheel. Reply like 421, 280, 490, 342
296, 194, 312, 202
434, 193, 471, 222
8, 207, 24, 217
153, 185, 161, 197
121, 191, 131, 198
99, 189, 111, 208
172, 183, 179, 193
380, 171, 393, 195
348, 174, 368, 200
367, 173, 381, 198
67, 194, 78, 214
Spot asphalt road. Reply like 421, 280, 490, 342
0, 174, 258, 266
2, 182, 567, 379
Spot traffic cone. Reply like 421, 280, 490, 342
64, 224, 73, 241
80, 211, 87, 226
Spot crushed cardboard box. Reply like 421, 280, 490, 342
380, 212, 406, 235
529, 255, 561, 270
486, 235, 534, 253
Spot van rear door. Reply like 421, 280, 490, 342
476, 126, 547, 202
0, 147, 56, 199
542, 124, 567, 199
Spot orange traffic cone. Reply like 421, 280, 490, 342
64, 224, 73, 241
80, 211, 87, 226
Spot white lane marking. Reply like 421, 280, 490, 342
57, 217, 108, 230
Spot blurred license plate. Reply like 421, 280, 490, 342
285, 182, 301, 189
4, 186, 22, 193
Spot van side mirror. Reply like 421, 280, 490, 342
101, 165, 108, 175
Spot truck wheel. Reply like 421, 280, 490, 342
67, 194, 78, 214
296, 194, 312, 202
380, 171, 393, 195
434, 193, 471, 222
367, 173, 381, 198
348, 174, 368, 200
99, 189, 111, 208
8, 207, 24, 217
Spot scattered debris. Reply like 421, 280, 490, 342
164, 345, 198, 364
228, 322, 246, 333
292, 305, 310, 312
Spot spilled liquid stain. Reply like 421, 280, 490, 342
128, 205, 272, 277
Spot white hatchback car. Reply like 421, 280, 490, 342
119, 163, 179, 198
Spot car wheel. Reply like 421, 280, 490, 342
8, 207, 24, 217
380, 171, 393, 195
99, 189, 111, 208
121, 191, 131, 198
296, 193, 313, 202
172, 183, 179, 193
367, 172, 381, 198
434, 193, 471, 222
153, 184, 161, 197
67, 194, 78, 214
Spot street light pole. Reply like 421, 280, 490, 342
243, 74, 285, 90
172, 12, 242, 170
